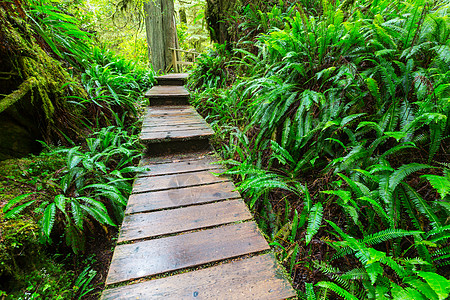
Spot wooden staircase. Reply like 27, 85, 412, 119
101, 74, 296, 299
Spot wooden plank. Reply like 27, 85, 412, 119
142, 123, 208, 131
118, 199, 252, 242
156, 73, 189, 80
139, 157, 221, 176
145, 85, 190, 98
126, 181, 241, 213
143, 115, 205, 124
105, 222, 269, 285
144, 107, 196, 117
139, 151, 214, 165
155, 73, 189, 86
141, 125, 211, 134
102, 253, 296, 300
143, 119, 206, 127
143, 114, 201, 120
131, 170, 228, 194
140, 128, 214, 141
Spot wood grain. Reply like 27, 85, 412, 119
139, 157, 221, 176
105, 222, 269, 285
141, 123, 211, 133
142, 123, 209, 131
140, 129, 214, 141
145, 85, 190, 97
102, 253, 295, 300
139, 151, 213, 165
131, 170, 228, 194
118, 199, 252, 242
126, 181, 241, 213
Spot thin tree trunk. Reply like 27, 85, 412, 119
144, 0, 177, 73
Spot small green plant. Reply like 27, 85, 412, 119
3, 126, 145, 253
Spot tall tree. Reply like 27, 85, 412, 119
205, 0, 237, 44
144, 0, 178, 72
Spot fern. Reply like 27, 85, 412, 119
389, 163, 432, 192
42, 203, 56, 239
402, 183, 441, 227
362, 229, 422, 246
422, 174, 450, 199
316, 281, 359, 300
305, 202, 323, 245
3, 193, 36, 219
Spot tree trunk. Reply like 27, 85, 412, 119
206, 0, 238, 44
144, 0, 177, 73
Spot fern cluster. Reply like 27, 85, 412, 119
190, 0, 450, 298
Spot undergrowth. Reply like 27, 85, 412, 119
189, 0, 450, 298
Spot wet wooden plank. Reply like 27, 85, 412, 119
143, 115, 206, 125
141, 122, 210, 132
144, 112, 201, 122
140, 128, 214, 141
131, 170, 228, 194
126, 181, 240, 213
142, 123, 209, 131
118, 199, 252, 242
144, 108, 196, 118
156, 73, 189, 80
145, 85, 190, 98
105, 222, 269, 285
102, 253, 296, 300
139, 157, 221, 176
143, 119, 206, 127
139, 151, 214, 165
155, 73, 189, 86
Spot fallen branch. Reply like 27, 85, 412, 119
0, 77, 37, 114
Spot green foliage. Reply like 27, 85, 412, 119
3, 125, 145, 254
190, 0, 450, 298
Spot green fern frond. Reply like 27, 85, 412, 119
362, 229, 422, 246
389, 163, 433, 192
316, 281, 358, 300
422, 174, 450, 200
305, 282, 317, 300
42, 203, 56, 238
404, 277, 439, 300
402, 183, 441, 227
340, 268, 369, 281
416, 271, 450, 300
305, 202, 323, 245
70, 200, 84, 229
313, 260, 350, 289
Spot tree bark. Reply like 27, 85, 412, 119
144, 0, 177, 73
206, 0, 238, 44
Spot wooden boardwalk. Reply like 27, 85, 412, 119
101, 74, 296, 299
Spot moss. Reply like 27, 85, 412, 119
0, 6, 87, 146
0, 217, 40, 278
0, 153, 73, 298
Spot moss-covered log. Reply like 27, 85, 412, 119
0, 1, 88, 159
0, 77, 37, 114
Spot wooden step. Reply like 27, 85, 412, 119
126, 181, 241, 213
155, 73, 188, 86
105, 222, 269, 285
140, 107, 213, 141
145, 85, 190, 105
118, 199, 252, 243
131, 170, 228, 194
138, 156, 221, 177
140, 106, 214, 155
139, 151, 215, 165
101, 253, 296, 300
